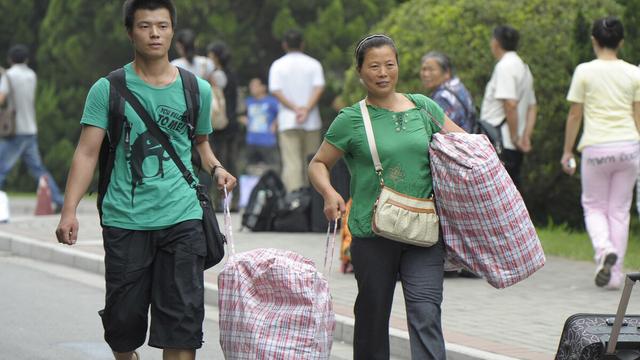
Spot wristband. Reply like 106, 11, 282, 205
211, 164, 225, 177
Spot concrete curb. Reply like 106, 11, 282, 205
0, 230, 518, 360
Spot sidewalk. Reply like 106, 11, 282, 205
2, 198, 640, 360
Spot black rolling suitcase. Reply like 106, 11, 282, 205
556, 273, 640, 360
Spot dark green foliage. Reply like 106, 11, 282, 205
0, 0, 48, 68
1, 0, 638, 228
0, 0, 398, 196
617, 0, 640, 63
341, 0, 624, 227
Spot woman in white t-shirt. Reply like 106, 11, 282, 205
171, 29, 215, 81
561, 17, 640, 289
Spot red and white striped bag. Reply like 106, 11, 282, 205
429, 132, 545, 289
218, 189, 336, 359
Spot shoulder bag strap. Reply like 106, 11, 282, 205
359, 100, 384, 179
1, 70, 16, 106
441, 86, 471, 119
109, 72, 197, 188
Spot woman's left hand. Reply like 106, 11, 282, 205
560, 152, 577, 176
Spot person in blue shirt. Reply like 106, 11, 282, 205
240, 76, 280, 171
420, 51, 476, 133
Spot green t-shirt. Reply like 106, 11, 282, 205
81, 63, 213, 230
325, 94, 444, 238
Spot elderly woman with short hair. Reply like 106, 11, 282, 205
420, 51, 476, 133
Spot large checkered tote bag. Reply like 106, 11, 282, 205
218, 189, 336, 359
429, 132, 545, 289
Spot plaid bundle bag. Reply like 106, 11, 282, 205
428, 132, 545, 288
218, 248, 335, 359
218, 191, 336, 359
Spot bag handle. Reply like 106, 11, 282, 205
223, 186, 235, 257
359, 100, 385, 185
323, 220, 338, 275
222, 183, 338, 273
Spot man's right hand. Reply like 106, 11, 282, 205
55, 212, 79, 245
295, 106, 309, 124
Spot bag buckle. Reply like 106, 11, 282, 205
184, 171, 195, 185
376, 169, 384, 187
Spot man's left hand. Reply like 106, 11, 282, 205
214, 168, 237, 191
295, 106, 309, 124
517, 136, 532, 153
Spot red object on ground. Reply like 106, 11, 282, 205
35, 176, 53, 215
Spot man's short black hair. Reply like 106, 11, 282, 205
493, 25, 519, 51
282, 29, 303, 50
251, 75, 268, 86
592, 17, 624, 50
122, 0, 177, 32
8, 44, 29, 64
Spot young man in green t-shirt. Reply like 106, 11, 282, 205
55, 1, 236, 359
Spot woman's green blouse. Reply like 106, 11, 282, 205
325, 93, 445, 238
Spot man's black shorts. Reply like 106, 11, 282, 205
99, 219, 206, 352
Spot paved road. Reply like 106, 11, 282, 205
0, 254, 358, 360
4, 197, 640, 359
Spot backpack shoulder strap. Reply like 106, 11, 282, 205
441, 86, 472, 119
106, 68, 126, 144
177, 67, 200, 139
97, 68, 126, 222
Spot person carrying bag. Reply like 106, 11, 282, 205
108, 69, 227, 269
309, 34, 466, 360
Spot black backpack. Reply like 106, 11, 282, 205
272, 187, 312, 232
96, 67, 200, 222
241, 170, 286, 231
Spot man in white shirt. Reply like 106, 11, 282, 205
269, 29, 325, 192
0, 44, 64, 210
480, 25, 537, 190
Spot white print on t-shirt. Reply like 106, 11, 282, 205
248, 102, 271, 133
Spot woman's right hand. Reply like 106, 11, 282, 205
560, 152, 577, 176
323, 190, 346, 222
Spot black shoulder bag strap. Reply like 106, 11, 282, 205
97, 68, 126, 222
441, 86, 472, 120
108, 69, 197, 188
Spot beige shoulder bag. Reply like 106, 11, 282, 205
359, 100, 439, 247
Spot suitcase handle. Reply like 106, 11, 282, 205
628, 273, 640, 282
606, 273, 640, 355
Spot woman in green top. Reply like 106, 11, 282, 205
309, 35, 463, 359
